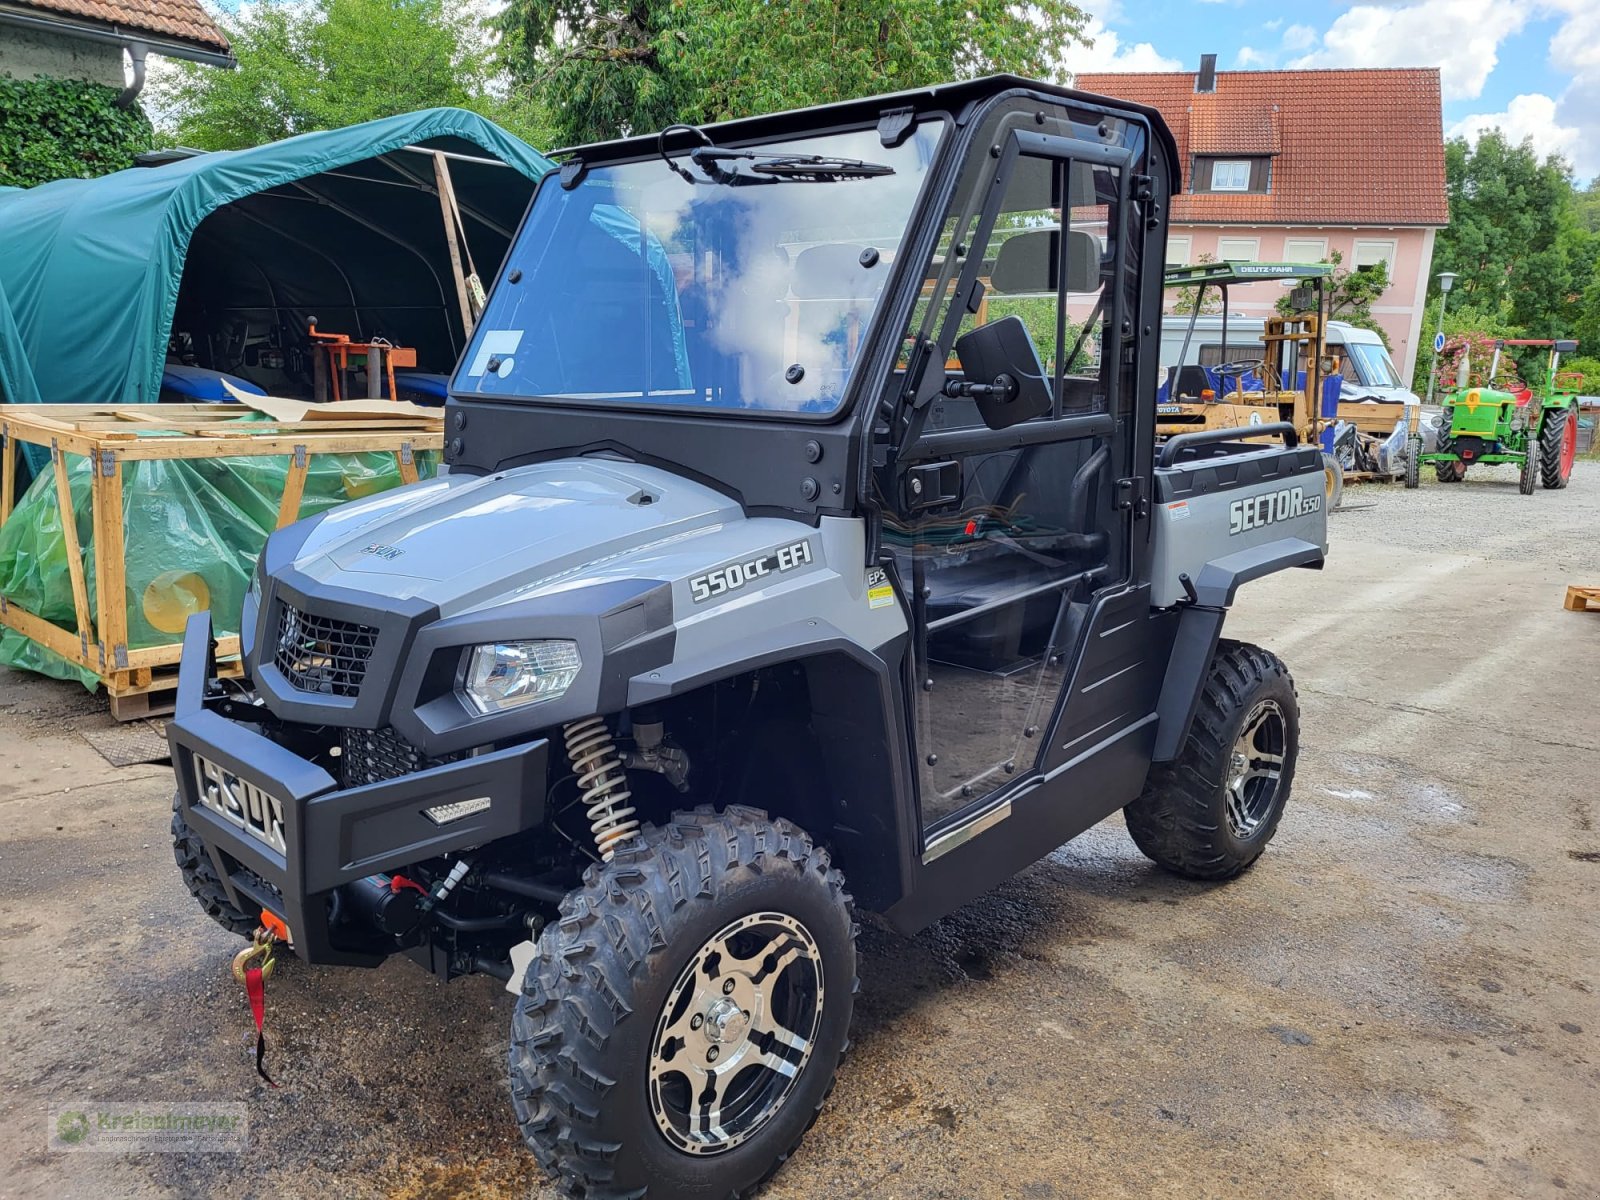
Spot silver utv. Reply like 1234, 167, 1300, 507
168, 76, 1326, 1200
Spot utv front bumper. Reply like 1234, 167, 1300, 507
168, 613, 548, 967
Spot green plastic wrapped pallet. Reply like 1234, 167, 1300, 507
0, 437, 435, 689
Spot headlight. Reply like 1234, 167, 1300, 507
463, 640, 582, 714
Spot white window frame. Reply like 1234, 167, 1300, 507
1352, 239, 1397, 274
1211, 160, 1251, 191
1282, 237, 1329, 264
1216, 236, 1260, 263
1165, 235, 1192, 266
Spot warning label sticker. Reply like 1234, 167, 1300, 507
866, 567, 895, 609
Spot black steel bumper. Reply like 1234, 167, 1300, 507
168, 613, 548, 967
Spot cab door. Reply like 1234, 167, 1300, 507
879, 110, 1156, 859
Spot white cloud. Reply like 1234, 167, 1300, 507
1429, 0, 1599, 179
1233, 46, 1271, 68
1281, 23, 1317, 52
1447, 93, 1580, 163
1060, 1, 1183, 75
1537, 0, 1600, 180
1287, 0, 1528, 100
1545, 0, 1600, 75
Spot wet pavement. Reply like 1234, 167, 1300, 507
1, 465, 1597, 1200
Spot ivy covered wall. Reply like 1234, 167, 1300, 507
0, 78, 153, 188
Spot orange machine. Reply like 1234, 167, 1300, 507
308, 319, 418, 402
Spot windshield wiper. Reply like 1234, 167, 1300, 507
690, 147, 894, 185
655, 124, 893, 187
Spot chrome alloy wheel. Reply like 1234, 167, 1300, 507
648, 912, 824, 1155
1224, 699, 1286, 839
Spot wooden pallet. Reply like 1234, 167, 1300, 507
1563, 586, 1600, 614
0, 401, 443, 720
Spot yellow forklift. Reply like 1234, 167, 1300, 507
1160, 261, 1348, 505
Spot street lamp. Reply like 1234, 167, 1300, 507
1424, 271, 1459, 407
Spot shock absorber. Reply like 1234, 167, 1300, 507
563, 716, 639, 861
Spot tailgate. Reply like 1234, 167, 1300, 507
1150, 439, 1327, 608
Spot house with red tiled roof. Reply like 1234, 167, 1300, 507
1076, 57, 1449, 381
0, 0, 232, 101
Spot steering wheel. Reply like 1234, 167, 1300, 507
1213, 359, 1264, 379
1212, 360, 1265, 393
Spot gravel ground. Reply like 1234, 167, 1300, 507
1, 464, 1597, 1200
1339, 459, 1600, 571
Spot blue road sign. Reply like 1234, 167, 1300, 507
1434, 331, 1446, 353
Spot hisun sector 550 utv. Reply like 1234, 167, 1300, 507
169, 76, 1327, 1198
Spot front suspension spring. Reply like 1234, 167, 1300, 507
563, 716, 639, 862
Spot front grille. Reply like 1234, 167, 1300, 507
341, 726, 461, 788
193, 753, 288, 855
274, 604, 377, 697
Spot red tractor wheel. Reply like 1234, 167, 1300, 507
1539, 405, 1577, 490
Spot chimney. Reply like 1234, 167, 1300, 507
1196, 53, 1217, 94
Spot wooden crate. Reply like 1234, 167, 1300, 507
1336, 401, 1409, 438
0, 403, 443, 719
1563, 586, 1600, 614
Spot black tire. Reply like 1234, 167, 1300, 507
1320, 451, 1344, 511
171, 793, 262, 938
510, 805, 856, 1200
1434, 422, 1464, 481
1404, 436, 1421, 488
1519, 426, 1539, 495
1124, 640, 1298, 880
1539, 405, 1574, 489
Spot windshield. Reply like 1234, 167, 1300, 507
1343, 340, 1402, 389
455, 123, 944, 416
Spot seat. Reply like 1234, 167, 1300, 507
1174, 364, 1213, 399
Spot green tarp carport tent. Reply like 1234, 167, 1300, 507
0, 111, 552, 686
0, 107, 552, 461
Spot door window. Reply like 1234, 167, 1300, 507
881, 111, 1141, 832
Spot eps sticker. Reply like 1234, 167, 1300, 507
1228, 486, 1319, 536
689, 539, 814, 603
866, 567, 895, 609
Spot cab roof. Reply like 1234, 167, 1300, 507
554, 74, 1182, 179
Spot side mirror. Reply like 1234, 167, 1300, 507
947, 316, 1051, 430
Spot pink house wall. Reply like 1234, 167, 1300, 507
1164, 226, 1437, 383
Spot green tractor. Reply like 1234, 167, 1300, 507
1406, 338, 1583, 493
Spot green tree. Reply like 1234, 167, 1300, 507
153, 0, 536, 151
499, 0, 1091, 147
1274, 250, 1390, 346
1429, 131, 1576, 324
1167, 253, 1223, 316
1570, 177, 1600, 234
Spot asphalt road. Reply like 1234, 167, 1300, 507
1, 463, 1596, 1200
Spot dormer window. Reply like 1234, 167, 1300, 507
1195, 156, 1270, 194
1211, 160, 1250, 191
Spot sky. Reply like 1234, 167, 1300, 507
1058, 0, 1600, 183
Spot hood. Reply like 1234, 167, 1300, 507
287, 458, 743, 613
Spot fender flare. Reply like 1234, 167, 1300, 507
1191, 537, 1324, 608
1153, 536, 1321, 761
